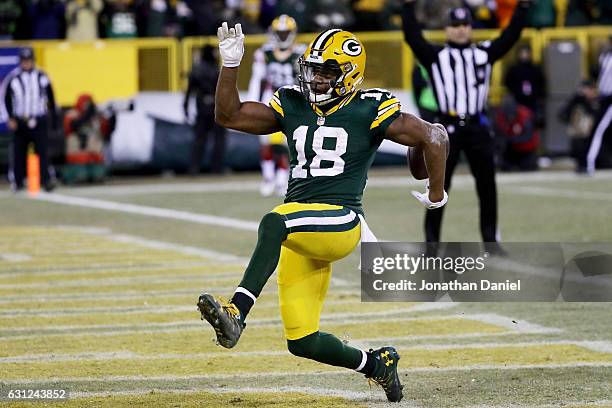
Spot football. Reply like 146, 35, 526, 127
407, 124, 450, 180
407, 146, 428, 180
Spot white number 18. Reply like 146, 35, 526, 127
292, 125, 348, 178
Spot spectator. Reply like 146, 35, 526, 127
496, 0, 517, 28
3, 48, 58, 192
559, 80, 600, 173
526, 0, 555, 28
465, 0, 497, 28
183, 45, 226, 174
565, 0, 598, 26
504, 44, 545, 126
415, 0, 463, 29
63, 94, 114, 183
597, 0, 612, 25
495, 95, 540, 171
311, 0, 355, 31
29, 0, 66, 39
276, 0, 313, 32
137, 0, 183, 37
183, 0, 222, 36
0, 0, 23, 40
351, 0, 386, 31
100, 0, 138, 38
174, 1, 192, 37
258, 0, 277, 29
66, 0, 103, 41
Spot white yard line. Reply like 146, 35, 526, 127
18, 172, 612, 236
0, 311, 557, 340
39, 170, 612, 196
464, 313, 560, 333
0, 298, 446, 317
508, 186, 612, 201
100, 232, 248, 263
1, 340, 609, 364
30, 193, 259, 232
0, 306, 449, 334
0, 261, 241, 277
0, 325, 558, 344
5, 362, 612, 385
0, 273, 243, 290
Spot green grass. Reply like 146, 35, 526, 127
0, 168, 611, 407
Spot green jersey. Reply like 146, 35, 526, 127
261, 44, 306, 90
269, 86, 401, 213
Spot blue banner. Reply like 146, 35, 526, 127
0, 47, 21, 133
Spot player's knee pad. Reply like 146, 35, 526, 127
286, 332, 320, 359
258, 212, 287, 242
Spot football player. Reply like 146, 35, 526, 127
247, 15, 306, 196
198, 22, 449, 403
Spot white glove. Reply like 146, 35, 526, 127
217, 22, 244, 68
411, 183, 448, 209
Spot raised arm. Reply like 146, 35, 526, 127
385, 112, 449, 208
44, 76, 58, 130
402, 0, 438, 66
486, 1, 530, 63
214, 22, 281, 135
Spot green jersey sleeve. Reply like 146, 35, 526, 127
366, 89, 402, 136
269, 88, 285, 124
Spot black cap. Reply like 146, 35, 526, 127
448, 7, 472, 27
19, 47, 34, 61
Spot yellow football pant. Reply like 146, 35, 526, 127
271, 202, 361, 340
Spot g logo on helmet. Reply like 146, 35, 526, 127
342, 39, 362, 57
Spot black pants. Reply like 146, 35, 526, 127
425, 122, 498, 243
11, 118, 50, 189
191, 113, 226, 174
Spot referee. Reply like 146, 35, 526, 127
586, 35, 612, 175
402, 0, 531, 252
4, 48, 57, 192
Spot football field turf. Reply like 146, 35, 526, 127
0, 168, 611, 407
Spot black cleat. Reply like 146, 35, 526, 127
197, 293, 245, 349
367, 346, 404, 402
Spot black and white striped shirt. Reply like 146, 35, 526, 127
403, 2, 528, 117
598, 49, 612, 97
3, 67, 56, 119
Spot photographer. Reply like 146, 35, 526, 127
63, 93, 115, 183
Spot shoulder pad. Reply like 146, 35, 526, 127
278, 85, 302, 94
358, 88, 397, 105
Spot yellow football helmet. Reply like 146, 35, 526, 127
270, 14, 297, 50
298, 29, 366, 105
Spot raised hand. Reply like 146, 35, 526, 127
217, 22, 245, 68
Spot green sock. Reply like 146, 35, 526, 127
287, 331, 363, 370
231, 212, 287, 318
